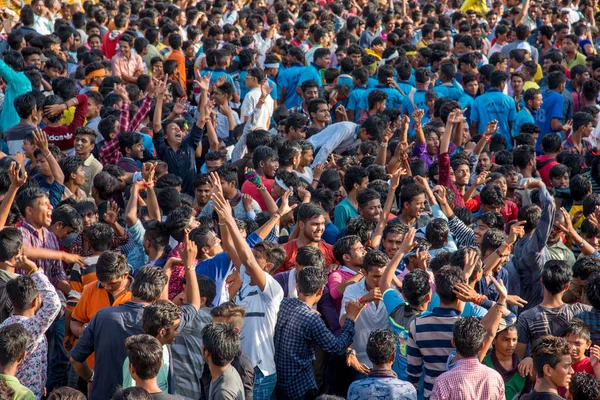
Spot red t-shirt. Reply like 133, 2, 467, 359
241, 178, 274, 211
572, 356, 595, 375
276, 239, 336, 274
464, 196, 518, 223
536, 155, 559, 187
101, 31, 122, 60
43, 94, 88, 152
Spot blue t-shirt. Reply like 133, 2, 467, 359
277, 63, 305, 109
201, 69, 238, 94
367, 77, 378, 88
512, 107, 536, 138
267, 77, 279, 101
297, 64, 322, 87
360, 85, 404, 110
471, 88, 517, 150
322, 222, 340, 245
535, 90, 564, 153
347, 86, 373, 122
458, 93, 475, 124
433, 81, 464, 101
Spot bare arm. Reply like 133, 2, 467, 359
0, 162, 26, 229
371, 171, 401, 249
34, 129, 64, 185
379, 228, 416, 291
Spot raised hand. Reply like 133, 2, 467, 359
8, 161, 26, 188
485, 120, 499, 136
432, 185, 448, 205
260, 80, 273, 99
463, 248, 480, 280
181, 230, 198, 268
590, 345, 600, 368
412, 109, 424, 124
557, 207, 575, 236
114, 85, 130, 103
296, 186, 311, 203
517, 179, 542, 190
452, 282, 478, 302
490, 276, 508, 302
242, 194, 254, 212
334, 105, 347, 121
141, 162, 156, 184
44, 102, 67, 118
518, 357, 534, 377
33, 128, 49, 153
215, 75, 227, 87
398, 227, 416, 254
9, 254, 37, 273
279, 188, 298, 215
103, 201, 120, 226
506, 294, 528, 308
474, 171, 491, 186
507, 220, 526, 245
345, 300, 366, 321
156, 75, 171, 96
196, 72, 212, 92
173, 98, 189, 115
208, 171, 224, 197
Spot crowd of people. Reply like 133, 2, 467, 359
3, 0, 600, 399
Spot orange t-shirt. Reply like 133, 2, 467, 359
167, 49, 187, 91
71, 280, 132, 368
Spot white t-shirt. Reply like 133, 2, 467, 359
240, 88, 274, 130
236, 266, 283, 376
341, 280, 391, 367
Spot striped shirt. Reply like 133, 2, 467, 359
407, 307, 461, 399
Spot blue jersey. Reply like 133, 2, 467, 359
297, 63, 322, 87
201, 69, 237, 94
359, 85, 404, 110
277, 63, 304, 109
535, 90, 564, 153
433, 81, 464, 101
471, 88, 517, 150
347, 86, 373, 122
512, 107, 536, 138
267, 77, 279, 101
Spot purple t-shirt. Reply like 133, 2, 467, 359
412, 142, 456, 169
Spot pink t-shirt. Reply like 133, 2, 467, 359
328, 267, 358, 314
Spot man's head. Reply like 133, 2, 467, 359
524, 88, 543, 111
492, 325, 518, 360
143, 300, 183, 345
211, 301, 246, 333
400, 183, 426, 220
74, 127, 97, 158
118, 131, 145, 160
96, 250, 130, 294
562, 319, 592, 363
366, 329, 396, 367
201, 322, 241, 367
6, 275, 41, 314
190, 226, 223, 259
569, 372, 600, 400
296, 245, 326, 269
125, 334, 164, 382
297, 265, 327, 298
542, 260, 572, 296
381, 223, 406, 259
531, 335, 573, 389
357, 189, 382, 223
434, 265, 465, 305
131, 266, 169, 302
284, 113, 308, 140
296, 203, 327, 243
0, 228, 23, 264
16, 188, 52, 228
252, 146, 279, 179
573, 112, 595, 138
85, 222, 113, 253
452, 316, 486, 358
215, 165, 239, 200
0, 324, 31, 368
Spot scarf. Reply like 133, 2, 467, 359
490, 351, 520, 383
230, 191, 242, 207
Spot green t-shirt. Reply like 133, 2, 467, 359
122, 344, 170, 392
483, 355, 525, 400
0, 374, 35, 400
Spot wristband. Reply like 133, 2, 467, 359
87, 371, 94, 382
381, 142, 388, 148
358, 297, 364, 304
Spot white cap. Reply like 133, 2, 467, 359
517, 42, 532, 53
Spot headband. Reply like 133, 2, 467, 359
86, 69, 106, 84
405, 51, 417, 56
379, 50, 399, 66
264, 63, 279, 69
275, 177, 290, 191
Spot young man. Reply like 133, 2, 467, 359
117, 131, 145, 173
202, 165, 261, 219
483, 326, 528, 400
42, 93, 88, 155
0, 255, 61, 399
562, 111, 594, 156
274, 266, 365, 400
329, 235, 367, 313
0, 51, 32, 135
112, 33, 144, 84
77, 118, 103, 191
471, 70, 517, 149
240, 68, 274, 128
522, 335, 573, 399
124, 334, 180, 399
240, 146, 279, 211
0, 324, 35, 400
561, 319, 598, 376
342, 250, 392, 377
201, 322, 245, 400
516, 260, 591, 359
512, 88, 542, 138
59, 156, 87, 202
278, 203, 337, 273
430, 317, 505, 400
536, 71, 569, 153
333, 166, 368, 230
347, 329, 417, 400
5, 92, 38, 155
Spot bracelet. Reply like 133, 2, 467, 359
358, 297, 364, 304
218, 222, 226, 226
579, 239, 587, 249
274, 211, 282, 218
346, 348, 356, 356
313, 178, 320, 184
28, 267, 38, 275
44, 152, 51, 159
87, 371, 94, 382
381, 142, 388, 148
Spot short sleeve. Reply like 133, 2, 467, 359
516, 311, 531, 344
383, 288, 405, 315
127, 220, 145, 246
71, 285, 92, 323
261, 272, 284, 304
551, 95, 565, 119
470, 98, 480, 122
179, 303, 198, 331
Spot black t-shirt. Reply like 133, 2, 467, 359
521, 391, 564, 400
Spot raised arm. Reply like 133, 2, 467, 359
413, 109, 426, 145
371, 170, 402, 249
152, 76, 170, 134
125, 181, 144, 227
514, 0, 531, 27
380, 228, 415, 291
34, 128, 64, 185
180, 231, 201, 311
0, 162, 27, 229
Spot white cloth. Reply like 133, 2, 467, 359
215, 108, 240, 140
236, 266, 283, 376
33, 14, 54, 35
240, 88, 273, 131
307, 121, 360, 166
287, 268, 298, 298
341, 279, 391, 367
231, 98, 272, 162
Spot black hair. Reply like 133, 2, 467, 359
15, 187, 47, 217
571, 173, 592, 201
96, 250, 129, 282
585, 273, 600, 310
14, 92, 37, 119
165, 205, 194, 243
201, 322, 241, 367
297, 265, 327, 295
400, 183, 424, 206
51, 204, 83, 233
296, 246, 326, 269
131, 266, 169, 302
434, 265, 465, 303
531, 335, 570, 377
541, 133, 562, 154
333, 235, 361, 265
569, 372, 600, 400
425, 218, 449, 248
143, 300, 183, 337
0, 228, 23, 262
512, 145, 535, 170
366, 329, 397, 365
402, 269, 431, 306
0, 324, 31, 366
92, 172, 120, 201
58, 156, 84, 184
157, 188, 182, 217
125, 334, 163, 380
480, 228, 507, 256
6, 275, 38, 312
85, 223, 114, 253
480, 184, 505, 208
453, 316, 486, 357
542, 260, 572, 295
343, 166, 369, 192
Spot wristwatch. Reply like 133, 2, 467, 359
346, 349, 356, 357
87, 370, 94, 382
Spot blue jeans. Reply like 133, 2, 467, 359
45, 313, 70, 393
253, 368, 276, 400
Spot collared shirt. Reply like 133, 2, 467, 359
307, 121, 360, 166
407, 307, 461, 398
18, 221, 65, 289
562, 136, 592, 156
81, 154, 102, 197
32, 14, 53, 35
0, 271, 60, 399
111, 51, 144, 79
274, 297, 355, 400
342, 280, 391, 367
0, 374, 35, 400
430, 358, 505, 400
